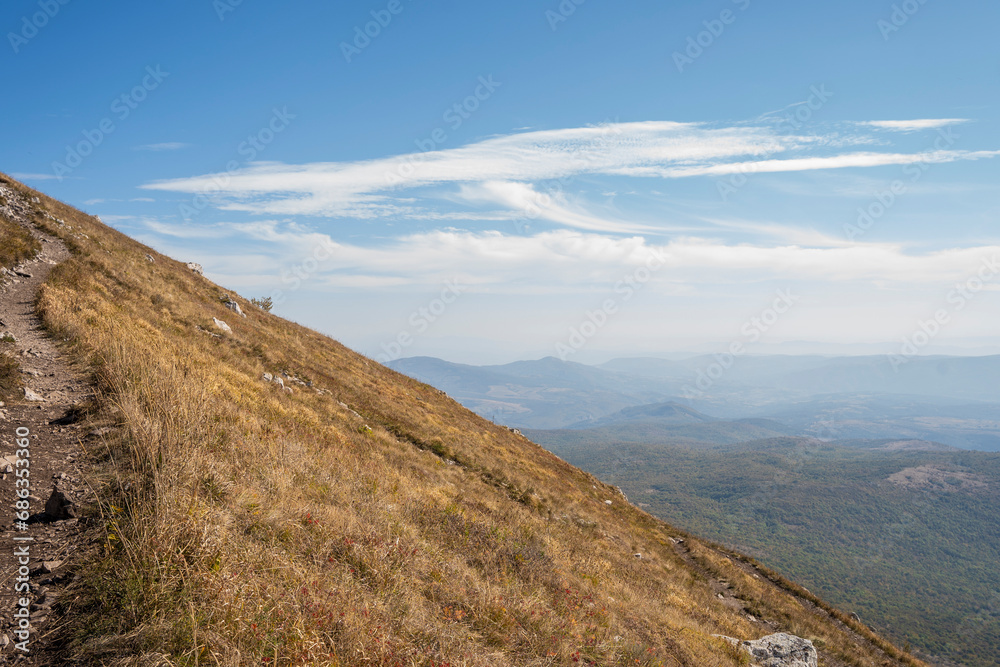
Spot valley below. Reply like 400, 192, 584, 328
392, 354, 1000, 666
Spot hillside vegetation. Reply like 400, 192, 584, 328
532, 430, 1000, 666
0, 205, 40, 398
2, 173, 927, 666
0, 203, 40, 271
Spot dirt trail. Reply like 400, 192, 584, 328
0, 192, 96, 664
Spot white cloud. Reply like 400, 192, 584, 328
615, 150, 1000, 178
457, 181, 668, 234
861, 119, 970, 132
344, 231, 1000, 287
140, 122, 796, 221
140, 119, 997, 232
139, 219, 999, 291
9, 172, 64, 181
84, 197, 159, 206
134, 142, 191, 152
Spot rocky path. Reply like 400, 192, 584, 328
0, 193, 96, 664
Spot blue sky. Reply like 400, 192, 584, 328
4, 0, 999, 364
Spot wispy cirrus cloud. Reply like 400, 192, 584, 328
140, 119, 997, 233
860, 119, 970, 132
135, 218, 1000, 291
9, 172, 71, 181
134, 142, 192, 152
616, 149, 1000, 178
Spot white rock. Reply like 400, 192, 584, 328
716, 633, 818, 667
227, 301, 245, 317
212, 318, 232, 334
23, 388, 45, 402
186, 262, 204, 275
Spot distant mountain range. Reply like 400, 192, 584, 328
389, 354, 1000, 450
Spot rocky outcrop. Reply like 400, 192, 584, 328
212, 317, 232, 334
186, 262, 203, 275
220, 294, 247, 318
717, 633, 818, 667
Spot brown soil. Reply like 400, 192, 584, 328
0, 195, 97, 664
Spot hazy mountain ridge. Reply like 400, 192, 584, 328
392, 355, 1000, 451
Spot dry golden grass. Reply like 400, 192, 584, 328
0, 192, 41, 270
2, 173, 929, 667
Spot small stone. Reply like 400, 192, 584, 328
212, 318, 232, 334
186, 262, 204, 275
604, 500, 613, 506
40, 560, 63, 574
145, 254, 155, 262
44, 488, 76, 521
284, 386, 293, 394
262, 373, 273, 382
23, 388, 45, 402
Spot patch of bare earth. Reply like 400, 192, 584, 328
887, 464, 988, 492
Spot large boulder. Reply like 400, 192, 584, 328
718, 633, 817, 667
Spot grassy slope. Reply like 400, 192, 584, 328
4, 174, 927, 666
533, 433, 1000, 667
0, 204, 40, 271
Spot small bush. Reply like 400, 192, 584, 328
250, 296, 273, 312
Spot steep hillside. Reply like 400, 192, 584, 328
0, 173, 927, 666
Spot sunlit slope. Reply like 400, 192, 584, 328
3, 172, 927, 666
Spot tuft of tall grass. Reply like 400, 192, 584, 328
0, 212, 41, 269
